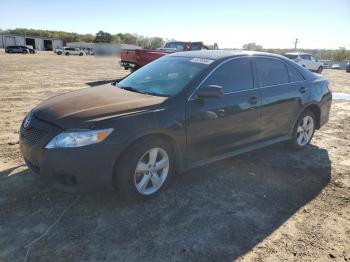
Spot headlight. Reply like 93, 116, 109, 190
45, 128, 113, 149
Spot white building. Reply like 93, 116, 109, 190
0, 33, 63, 51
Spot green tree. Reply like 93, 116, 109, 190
149, 37, 164, 49
79, 34, 95, 43
111, 35, 122, 43
117, 33, 137, 45
331, 47, 349, 61
95, 31, 112, 43
242, 42, 263, 51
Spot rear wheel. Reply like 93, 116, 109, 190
317, 66, 323, 73
79, 52, 84, 56
114, 137, 175, 200
57, 51, 62, 55
65, 52, 70, 56
288, 110, 315, 150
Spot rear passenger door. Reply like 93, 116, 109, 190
253, 57, 306, 140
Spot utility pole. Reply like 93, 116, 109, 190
293, 38, 299, 49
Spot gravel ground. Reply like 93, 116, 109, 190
0, 52, 349, 262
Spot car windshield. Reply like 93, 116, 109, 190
284, 54, 298, 59
117, 56, 212, 97
164, 42, 185, 51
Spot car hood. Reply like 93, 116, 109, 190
33, 84, 167, 129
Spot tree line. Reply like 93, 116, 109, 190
1, 29, 349, 60
0, 28, 165, 49
242, 42, 350, 61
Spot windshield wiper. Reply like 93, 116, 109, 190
118, 85, 169, 97
119, 85, 146, 94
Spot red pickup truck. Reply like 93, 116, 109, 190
120, 41, 210, 72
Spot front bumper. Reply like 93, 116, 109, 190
20, 139, 123, 193
19, 114, 123, 193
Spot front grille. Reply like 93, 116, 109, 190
20, 114, 58, 146
20, 127, 48, 145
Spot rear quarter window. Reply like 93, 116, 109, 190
255, 57, 289, 87
287, 66, 304, 82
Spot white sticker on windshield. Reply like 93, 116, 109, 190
190, 58, 214, 65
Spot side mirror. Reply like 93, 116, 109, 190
196, 85, 224, 99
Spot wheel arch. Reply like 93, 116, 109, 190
113, 132, 183, 179
296, 104, 321, 129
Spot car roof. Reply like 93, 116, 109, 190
168, 50, 286, 60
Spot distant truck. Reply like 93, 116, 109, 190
55, 47, 85, 56
120, 41, 211, 72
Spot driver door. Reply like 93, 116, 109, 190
185, 57, 261, 163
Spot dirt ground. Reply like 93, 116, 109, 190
0, 52, 349, 262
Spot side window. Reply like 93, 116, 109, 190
310, 56, 317, 62
301, 55, 311, 60
202, 58, 254, 93
287, 66, 304, 82
255, 57, 289, 86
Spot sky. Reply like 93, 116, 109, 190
1, 0, 349, 49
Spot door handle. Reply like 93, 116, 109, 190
248, 96, 258, 105
299, 86, 307, 93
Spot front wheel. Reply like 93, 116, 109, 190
65, 52, 70, 56
317, 66, 323, 73
79, 52, 84, 56
114, 137, 175, 200
288, 110, 316, 150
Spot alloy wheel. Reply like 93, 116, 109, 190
296, 115, 314, 146
134, 147, 170, 195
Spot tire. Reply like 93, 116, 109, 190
114, 137, 175, 201
288, 110, 316, 150
79, 52, 84, 56
65, 52, 70, 56
57, 51, 62, 55
130, 67, 139, 73
22, 50, 28, 54
317, 66, 323, 74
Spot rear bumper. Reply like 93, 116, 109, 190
319, 92, 332, 128
20, 140, 123, 193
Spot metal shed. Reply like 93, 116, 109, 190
0, 33, 64, 51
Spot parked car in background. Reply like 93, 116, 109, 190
56, 47, 85, 56
25, 45, 36, 54
5, 46, 30, 54
346, 62, 350, 73
20, 51, 332, 199
284, 52, 323, 73
84, 48, 94, 55
331, 64, 341, 69
120, 41, 209, 72
322, 62, 330, 69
